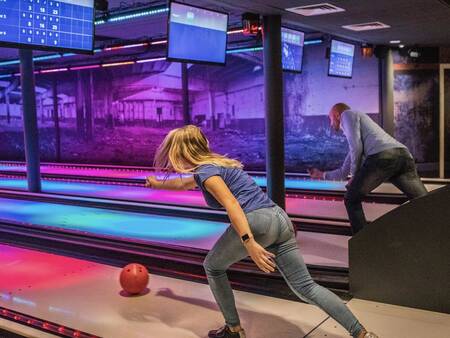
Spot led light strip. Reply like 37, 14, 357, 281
0, 37, 323, 69
104, 43, 149, 51
0, 57, 168, 77
226, 46, 263, 54
95, 7, 169, 26
0, 306, 100, 338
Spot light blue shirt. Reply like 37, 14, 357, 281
325, 110, 406, 180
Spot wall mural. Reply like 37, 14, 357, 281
0, 44, 380, 173
393, 52, 440, 173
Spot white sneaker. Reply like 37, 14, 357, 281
365, 332, 379, 338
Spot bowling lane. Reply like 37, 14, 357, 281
2, 247, 446, 338
0, 177, 396, 222
0, 196, 349, 267
1, 162, 444, 194
0, 197, 225, 250
0, 163, 148, 179
0, 243, 333, 338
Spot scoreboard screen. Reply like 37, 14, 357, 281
281, 27, 304, 73
328, 39, 355, 78
0, 0, 95, 54
167, 1, 228, 65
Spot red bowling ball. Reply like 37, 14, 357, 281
119, 263, 149, 295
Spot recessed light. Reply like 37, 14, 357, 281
342, 22, 391, 31
390, 40, 401, 44
399, 44, 405, 48
286, 3, 345, 16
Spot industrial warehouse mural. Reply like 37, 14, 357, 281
0, 44, 380, 172
393, 51, 440, 175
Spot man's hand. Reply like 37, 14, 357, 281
308, 168, 325, 179
145, 176, 159, 189
345, 177, 353, 189
244, 239, 276, 273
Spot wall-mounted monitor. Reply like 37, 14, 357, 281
328, 39, 355, 78
167, 1, 228, 65
0, 0, 95, 54
281, 27, 305, 73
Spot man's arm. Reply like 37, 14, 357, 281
341, 112, 363, 176
324, 153, 351, 180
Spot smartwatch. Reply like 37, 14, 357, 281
241, 233, 253, 244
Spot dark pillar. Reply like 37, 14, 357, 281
379, 48, 395, 136
19, 49, 41, 193
52, 78, 61, 162
83, 71, 93, 140
263, 15, 285, 209
76, 72, 85, 137
181, 63, 191, 125
5, 91, 11, 124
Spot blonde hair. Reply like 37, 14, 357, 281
154, 125, 243, 174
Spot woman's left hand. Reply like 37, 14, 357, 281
145, 176, 159, 188
245, 239, 276, 273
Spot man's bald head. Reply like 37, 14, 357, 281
329, 103, 351, 131
331, 103, 351, 115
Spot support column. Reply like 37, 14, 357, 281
52, 77, 61, 162
19, 49, 41, 193
263, 15, 285, 209
181, 63, 191, 125
208, 88, 216, 130
379, 48, 395, 136
5, 91, 10, 124
76, 72, 85, 137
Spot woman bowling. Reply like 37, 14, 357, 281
145, 125, 378, 338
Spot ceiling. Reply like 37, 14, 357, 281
198, 0, 450, 46
0, 0, 449, 63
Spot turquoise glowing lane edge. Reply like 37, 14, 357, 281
0, 179, 119, 193
0, 198, 226, 242
252, 176, 346, 191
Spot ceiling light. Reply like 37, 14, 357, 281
390, 40, 401, 44
342, 22, 391, 31
286, 3, 345, 16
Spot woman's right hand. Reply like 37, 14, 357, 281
145, 176, 159, 189
244, 239, 276, 273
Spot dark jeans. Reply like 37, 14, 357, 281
345, 148, 428, 234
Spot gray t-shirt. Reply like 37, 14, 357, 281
194, 164, 275, 213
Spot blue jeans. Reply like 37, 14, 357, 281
345, 148, 428, 234
203, 206, 364, 337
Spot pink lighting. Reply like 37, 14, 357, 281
40, 68, 69, 74
104, 43, 149, 51
227, 28, 244, 35
102, 61, 135, 68
136, 57, 167, 63
70, 65, 101, 71
0, 245, 103, 337
150, 40, 167, 45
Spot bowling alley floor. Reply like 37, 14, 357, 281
1, 244, 449, 338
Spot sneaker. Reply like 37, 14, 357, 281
208, 325, 246, 338
364, 333, 379, 338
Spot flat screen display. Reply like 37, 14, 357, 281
328, 39, 355, 78
281, 27, 304, 73
0, 0, 95, 53
167, 1, 228, 65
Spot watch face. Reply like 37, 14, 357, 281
241, 234, 250, 242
